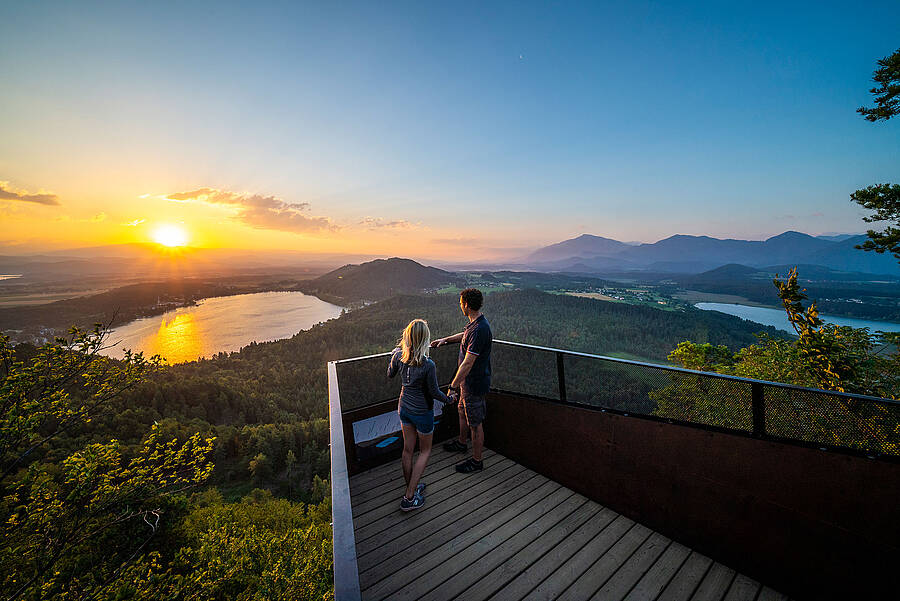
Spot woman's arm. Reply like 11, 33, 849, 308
387, 348, 402, 378
426, 362, 451, 404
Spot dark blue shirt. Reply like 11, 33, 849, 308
459, 314, 492, 396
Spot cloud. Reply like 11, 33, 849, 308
121, 218, 146, 227
0, 181, 60, 205
360, 217, 417, 230
163, 187, 335, 233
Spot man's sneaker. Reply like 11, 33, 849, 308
415, 481, 426, 496
443, 439, 467, 453
455, 458, 484, 473
400, 492, 425, 512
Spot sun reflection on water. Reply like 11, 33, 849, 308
145, 312, 206, 363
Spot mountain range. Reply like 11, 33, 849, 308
522, 231, 900, 276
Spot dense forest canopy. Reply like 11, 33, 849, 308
7, 269, 897, 599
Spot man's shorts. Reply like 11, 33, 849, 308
398, 406, 434, 435
460, 395, 486, 428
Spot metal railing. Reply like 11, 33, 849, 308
334, 340, 900, 459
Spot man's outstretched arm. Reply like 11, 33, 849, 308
431, 331, 464, 347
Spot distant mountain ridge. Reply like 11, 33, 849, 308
527, 234, 630, 263
525, 231, 900, 276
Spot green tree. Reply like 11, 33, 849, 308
0, 326, 159, 482
655, 269, 900, 454
0, 329, 216, 601
111, 490, 334, 601
853, 48, 900, 261
249, 452, 272, 485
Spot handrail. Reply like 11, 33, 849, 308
333, 350, 393, 365
327, 361, 361, 601
492, 339, 900, 407
335, 340, 898, 407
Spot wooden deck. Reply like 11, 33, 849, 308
349, 446, 794, 601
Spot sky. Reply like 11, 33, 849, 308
1, 0, 898, 260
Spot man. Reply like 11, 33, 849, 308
432, 288, 492, 473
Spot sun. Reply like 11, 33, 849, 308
152, 224, 189, 247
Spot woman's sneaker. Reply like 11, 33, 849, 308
443, 439, 467, 453
415, 482, 426, 496
400, 492, 425, 512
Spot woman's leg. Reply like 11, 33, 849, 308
405, 430, 432, 500
401, 423, 417, 491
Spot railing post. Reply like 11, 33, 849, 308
751, 382, 766, 437
556, 352, 567, 403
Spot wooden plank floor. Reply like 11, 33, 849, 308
349, 446, 793, 601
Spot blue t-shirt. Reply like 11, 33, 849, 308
458, 314, 492, 396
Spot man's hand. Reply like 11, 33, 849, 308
447, 388, 459, 404
430, 337, 445, 348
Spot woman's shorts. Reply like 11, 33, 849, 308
398, 406, 434, 435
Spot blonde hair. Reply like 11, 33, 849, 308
400, 319, 431, 366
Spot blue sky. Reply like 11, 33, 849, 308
1, 0, 898, 257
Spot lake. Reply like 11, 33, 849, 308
102, 291, 344, 363
695, 302, 900, 335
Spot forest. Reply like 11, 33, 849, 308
1, 287, 782, 600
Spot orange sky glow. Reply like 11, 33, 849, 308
0, 182, 530, 261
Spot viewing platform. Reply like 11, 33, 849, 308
329, 341, 900, 601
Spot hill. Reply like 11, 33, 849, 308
296, 258, 464, 303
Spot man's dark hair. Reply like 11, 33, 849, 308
460, 288, 484, 312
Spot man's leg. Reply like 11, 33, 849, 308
400, 423, 416, 490
457, 407, 469, 444
405, 431, 432, 499
471, 423, 484, 462
456, 397, 485, 473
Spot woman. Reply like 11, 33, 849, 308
388, 319, 450, 511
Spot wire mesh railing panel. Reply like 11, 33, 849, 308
429, 343, 461, 389
491, 343, 560, 400
335, 345, 459, 412
647, 369, 754, 432
564, 354, 754, 431
763, 387, 900, 455
335, 355, 399, 412
564, 355, 667, 415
